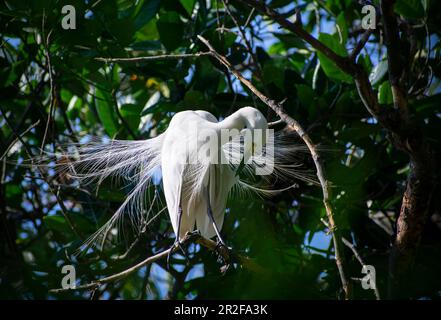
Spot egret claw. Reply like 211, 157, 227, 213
167, 239, 189, 270
214, 240, 232, 272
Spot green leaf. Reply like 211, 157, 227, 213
369, 59, 388, 86
128, 40, 162, 51
134, 0, 161, 30
296, 84, 319, 121
183, 90, 205, 107
5, 185, 21, 198
395, 0, 425, 19
44, 212, 95, 237
336, 13, 348, 44
263, 62, 285, 89
120, 103, 143, 116
2, 60, 26, 87
273, 33, 307, 50
156, 12, 184, 51
180, 0, 196, 16
97, 189, 126, 202
135, 19, 159, 41
378, 81, 393, 104
120, 103, 144, 131
95, 88, 119, 136
296, 84, 315, 108
413, 93, 441, 116
43, 215, 71, 234
317, 33, 352, 83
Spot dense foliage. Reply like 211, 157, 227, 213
1, 0, 440, 299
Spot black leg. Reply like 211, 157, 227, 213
206, 196, 226, 246
206, 182, 232, 273
167, 206, 187, 270
205, 177, 227, 246
207, 199, 232, 273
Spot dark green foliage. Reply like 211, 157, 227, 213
0, 0, 440, 300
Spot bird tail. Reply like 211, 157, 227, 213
37, 135, 164, 255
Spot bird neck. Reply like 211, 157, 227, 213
216, 109, 247, 132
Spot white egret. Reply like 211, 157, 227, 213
162, 107, 267, 245
47, 106, 312, 256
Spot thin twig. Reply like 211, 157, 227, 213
111, 88, 137, 139
114, 206, 167, 260
381, 0, 408, 115
341, 237, 381, 300
0, 120, 40, 161
238, 0, 356, 74
95, 52, 212, 63
350, 29, 374, 60
341, 238, 365, 265
244, 8, 255, 28
321, 218, 381, 300
267, 119, 283, 127
49, 238, 184, 294
40, 12, 55, 153
0, 108, 83, 240
222, 0, 261, 77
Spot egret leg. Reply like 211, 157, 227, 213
167, 206, 188, 270
206, 198, 226, 246
206, 197, 232, 272
205, 174, 231, 272
205, 175, 227, 246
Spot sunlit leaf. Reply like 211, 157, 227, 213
317, 33, 352, 83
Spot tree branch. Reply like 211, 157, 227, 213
49, 232, 199, 294
380, 0, 408, 115
238, 0, 356, 75
349, 29, 374, 61
380, 0, 433, 297
341, 237, 381, 300
49, 231, 263, 294
235, 0, 434, 298
197, 34, 351, 298
222, 0, 261, 77
95, 52, 212, 63
90, 2, 434, 297
40, 13, 55, 152
0, 108, 84, 240
0, 120, 40, 161
320, 218, 381, 300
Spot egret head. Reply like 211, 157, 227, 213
239, 107, 268, 159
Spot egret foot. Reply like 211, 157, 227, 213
167, 205, 190, 270
166, 238, 188, 270
214, 240, 232, 273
